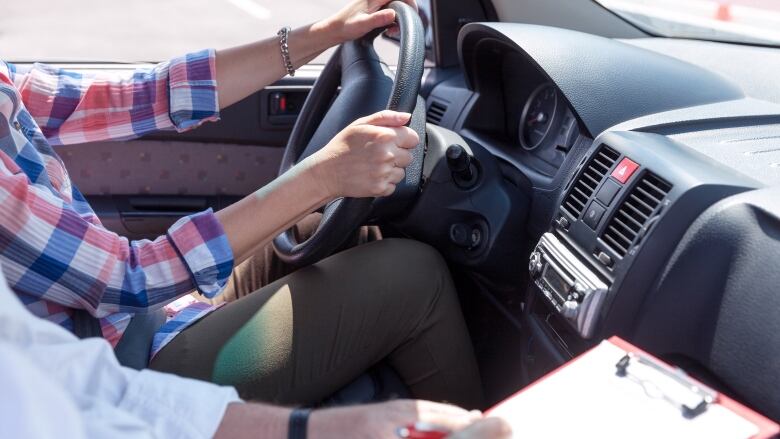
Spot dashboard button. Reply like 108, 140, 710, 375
611, 157, 640, 184
583, 202, 607, 230
596, 179, 621, 206
597, 251, 614, 267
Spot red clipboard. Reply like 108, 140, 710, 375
487, 336, 779, 438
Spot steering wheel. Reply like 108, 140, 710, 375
273, 1, 427, 266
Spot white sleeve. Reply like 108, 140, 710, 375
119, 368, 242, 439
0, 343, 87, 439
0, 268, 242, 439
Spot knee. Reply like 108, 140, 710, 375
366, 238, 456, 306
372, 239, 449, 276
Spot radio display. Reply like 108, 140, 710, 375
543, 265, 572, 302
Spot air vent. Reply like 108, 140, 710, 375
426, 101, 448, 125
562, 145, 620, 218
602, 172, 672, 257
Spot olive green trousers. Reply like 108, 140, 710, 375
149, 221, 483, 409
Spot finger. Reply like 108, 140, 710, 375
449, 418, 512, 439
371, 0, 419, 13
414, 401, 480, 431
366, 9, 396, 29
391, 126, 420, 149
371, 126, 417, 150
422, 414, 478, 432
352, 110, 411, 128
416, 400, 477, 418
382, 0, 419, 38
388, 166, 406, 184
393, 148, 414, 168
368, 0, 391, 11
385, 25, 401, 39
381, 182, 397, 197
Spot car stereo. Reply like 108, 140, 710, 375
529, 233, 608, 338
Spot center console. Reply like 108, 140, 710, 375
524, 130, 759, 361
529, 233, 608, 338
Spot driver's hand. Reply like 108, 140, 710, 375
304, 110, 418, 199
321, 0, 418, 43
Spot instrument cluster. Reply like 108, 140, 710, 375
518, 83, 579, 169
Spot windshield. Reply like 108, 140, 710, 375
597, 0, 780, 46
0, 0, 428, 63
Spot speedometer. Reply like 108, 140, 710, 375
519, 83, 558, 151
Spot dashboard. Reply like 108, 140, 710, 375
494, 51, 580, 173
418, 22, 780, 420
517, 83, 577, 154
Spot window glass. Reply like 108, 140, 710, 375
0, 0, 430, 63
596, 0, 780, 47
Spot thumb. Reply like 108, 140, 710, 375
449, 418, 512, 439
352, 110, 411, 127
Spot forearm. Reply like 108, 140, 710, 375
216, 158, 329, 264
213, 0, 413, 109
214, 402, 366, 439
213, 400, 495, 439
215, 22, 339, 109
214, 403, 292, 439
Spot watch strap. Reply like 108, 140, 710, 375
288, 408, 312, 439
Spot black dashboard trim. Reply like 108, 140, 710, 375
458, 23, 745, 137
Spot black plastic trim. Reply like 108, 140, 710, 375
458, 23, 745, 137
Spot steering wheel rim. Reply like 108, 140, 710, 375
272, 1, 426, 267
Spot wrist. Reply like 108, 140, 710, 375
298, 154, 337, 203
311, 17, 346, 48
309, 406, 369, 439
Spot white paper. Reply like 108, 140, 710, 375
488, 341, 759, 439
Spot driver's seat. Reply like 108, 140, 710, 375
320, 363, 410, 406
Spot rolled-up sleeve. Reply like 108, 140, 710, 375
6, 49, 220, 145
0, 151, 234, 317
166, 209, 234, 299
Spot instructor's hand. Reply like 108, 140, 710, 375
309, 400, 480, 439
449, 417, 512, 439
322, 0, 418, 43
304, 110, 418, 199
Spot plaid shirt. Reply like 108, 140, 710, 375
0, 49, 234, 358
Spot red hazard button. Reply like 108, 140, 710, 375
611, 157, 640, 184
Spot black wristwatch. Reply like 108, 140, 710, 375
288, 408, 312, 439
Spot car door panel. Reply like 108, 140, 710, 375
58, 140, 283, 196
55, 72, 318, 239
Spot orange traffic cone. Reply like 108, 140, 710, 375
715, 2, 732, 21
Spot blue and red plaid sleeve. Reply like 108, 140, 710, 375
6, 49, 219, 145
0, 151, 234, 318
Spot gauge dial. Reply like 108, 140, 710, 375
520, 83, 558, 151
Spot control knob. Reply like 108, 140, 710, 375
572, 283, 587, 303
529, 251, 543, 277
562, 300, 579, 320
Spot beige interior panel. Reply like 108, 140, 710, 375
58, 140, 284, 197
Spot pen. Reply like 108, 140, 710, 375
395, 422, 451, 439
